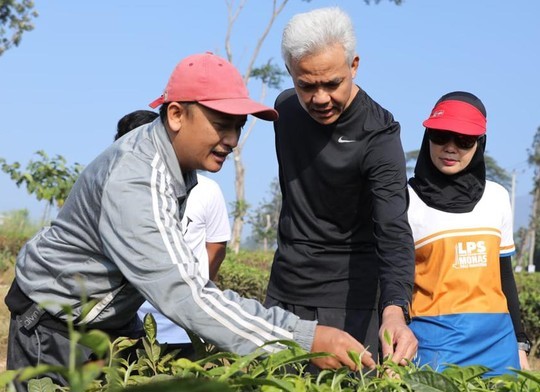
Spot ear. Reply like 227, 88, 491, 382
166, 102, 184, 133
350, 55, 360, 78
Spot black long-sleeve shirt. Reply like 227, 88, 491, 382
267, 87, 415, 309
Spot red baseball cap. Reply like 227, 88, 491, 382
422, 99, 486, 136
149, 52, 278, 121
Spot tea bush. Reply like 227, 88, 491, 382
1, 315, 539, 391
217, 251, 540, 362
214, 250, 272, 302
1, 239, 539, 390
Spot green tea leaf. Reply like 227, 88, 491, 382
112, 336, 140, 355
404, 370, 460, 392
0, 370, 18, 387
17, 364, 67, 382
173, 358, 207, 373
442, 364, 490, 382
143, 313, 158, 343
511, 369, 540, 384
234, 375, 295, 391
27, 377, 57, 392
79, 329, 110, 358
383, 328, 392, 346
120, 377, 234, 391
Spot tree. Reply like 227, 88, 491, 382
223, 0, 289, 254
222, 0, 402, 253
0, 150, 84, 224
516, 126, 540, 271
248, 178, 281, 251
0, 0, 38, 56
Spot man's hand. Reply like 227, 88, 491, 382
310, 325, 376, 370
379, 305, 417, 365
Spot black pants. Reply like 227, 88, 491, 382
7, 312, 197, 391
7, 313, 95, 392
264, 295, 380, 371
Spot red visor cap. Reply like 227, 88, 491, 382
422, 99, 486, 136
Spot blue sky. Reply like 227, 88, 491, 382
1, 1, 539, 232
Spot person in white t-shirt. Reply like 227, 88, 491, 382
137, 174, 231, 349
407, 91, 530, 376
116, 110, 231, 356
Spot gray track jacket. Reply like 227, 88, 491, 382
15, 119, 315, 354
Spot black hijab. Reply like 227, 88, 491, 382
409, 91, 487, 213
409, 132, 486, 213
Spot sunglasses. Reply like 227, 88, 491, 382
427, 130, 480, 150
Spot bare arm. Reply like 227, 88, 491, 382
206, 241, 227, 281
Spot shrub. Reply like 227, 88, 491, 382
2, 252, 540, 390
0, 209, 41, 239
515, 272, 540, 358
0, 209, 40, 271
215, 251, 540, 361
214, 251, 272, 302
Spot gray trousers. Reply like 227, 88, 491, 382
264, 295, 380, 364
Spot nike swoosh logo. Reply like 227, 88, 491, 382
338, 136, 356, 143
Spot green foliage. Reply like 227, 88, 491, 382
1, 250, 539, 391
0, 150, 84, 222
527, 126, 540, 170
2, 297, 540, 391
484, 154, 512, 190
515, 272, 540, 358
215, 251, 271, 302
251, 59, 287, 90
0, 208, 38, 271
220, 252, 540, 360
0, 0, 38, 56
525, 126, 540, 272
248, 178, 281, 251
0, 208, 40, 239
229, 198, 250, 221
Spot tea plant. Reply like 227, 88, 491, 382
2, 312, 539, 391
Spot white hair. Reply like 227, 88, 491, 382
281, 7, 357, 68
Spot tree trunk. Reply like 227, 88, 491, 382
528, 187, 539, 270
263, 213, 271, 252
230, 148, 245, 254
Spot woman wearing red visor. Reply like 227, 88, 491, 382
407, 91, 531, 376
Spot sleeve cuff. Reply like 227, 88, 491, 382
293, 319, 318, 352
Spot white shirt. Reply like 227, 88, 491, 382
138, 173, 231, 343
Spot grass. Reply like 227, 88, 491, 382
0, 268, 13, 373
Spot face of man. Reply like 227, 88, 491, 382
167, 103, 245, 173
287, 43, 359, 125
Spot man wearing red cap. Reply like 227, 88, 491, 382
408, 91, 531, 376
5, 52, 374, 391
